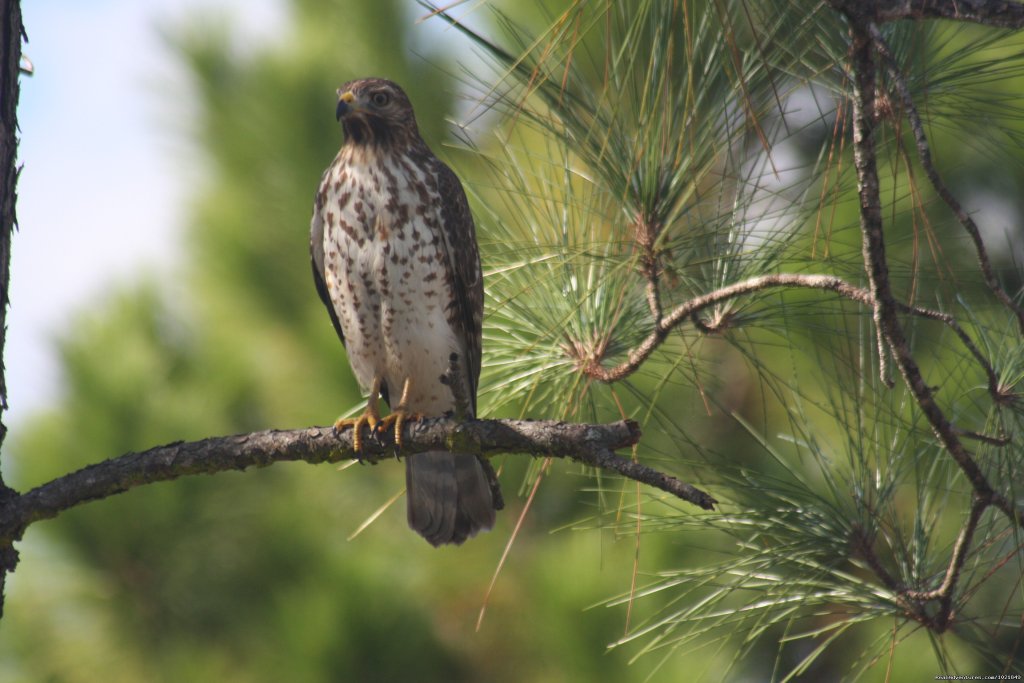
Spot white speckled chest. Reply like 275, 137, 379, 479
316, 147, 462, 414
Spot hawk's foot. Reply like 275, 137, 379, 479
375, 410, 423, 456
334, 377, 384, 461
334, 410, 380, 460
377, 376, 420, 457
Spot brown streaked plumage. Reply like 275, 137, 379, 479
310, 77, 501, 545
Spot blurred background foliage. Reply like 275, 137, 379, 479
3, 0, 1024, 680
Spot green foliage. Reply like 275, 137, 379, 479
437, 0, 1024, 677
4, 0, 1024, 681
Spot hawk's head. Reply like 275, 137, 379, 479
335, 78, 420, 148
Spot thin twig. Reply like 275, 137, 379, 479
905, 496, 987, 603
851, 524, 907, 595
904, 495, 990, 632
954, 427, 1011, 446
854, 496, 1000, 633
869, 22, 1024, 333
904, 304, 1005, 400
849, 528, 943, 629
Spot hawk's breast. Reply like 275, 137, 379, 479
318, 148, 462, 414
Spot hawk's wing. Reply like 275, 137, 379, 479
431, 157, 483, 417
310, 177, 347, 352
430, 159, 502, 508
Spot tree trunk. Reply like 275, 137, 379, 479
0, 0, 25, 617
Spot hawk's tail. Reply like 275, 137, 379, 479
406, 451, 501, 546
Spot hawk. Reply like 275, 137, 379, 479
310, 77, 501, 545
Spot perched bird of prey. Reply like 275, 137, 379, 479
310, 77, 501, 545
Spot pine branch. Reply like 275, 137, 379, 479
837, 6, 1021, 637
902, 495, 988, 629
869, 22, 1024, 333
845, 16, 1018, 524
582, 274, 873, 382
874, 0, 1024, 27
852, 495, 991, 633
582, 273, 1004, 404
0, 417, 717, 550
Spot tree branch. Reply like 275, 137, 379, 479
869, 22, 1024, 333
827, 9, 1024, 638
874, 0, 1024, 27
582, 273, 1003, 403
585, 274, 870, 382
845, 18, 1020, 529
855, 494, 993, 634
904, 494, 989, 631
0, 418, 717, 547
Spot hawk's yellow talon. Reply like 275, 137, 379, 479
334, 412, 378, 453
334, 377, 383, 456
375, 376, 421, 451
376, 410, 423, 450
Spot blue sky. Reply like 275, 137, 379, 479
10, 0, 283, 426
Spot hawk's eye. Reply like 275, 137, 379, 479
370, 91, 391, 107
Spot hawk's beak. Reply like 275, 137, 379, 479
336, 90, 356, 121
